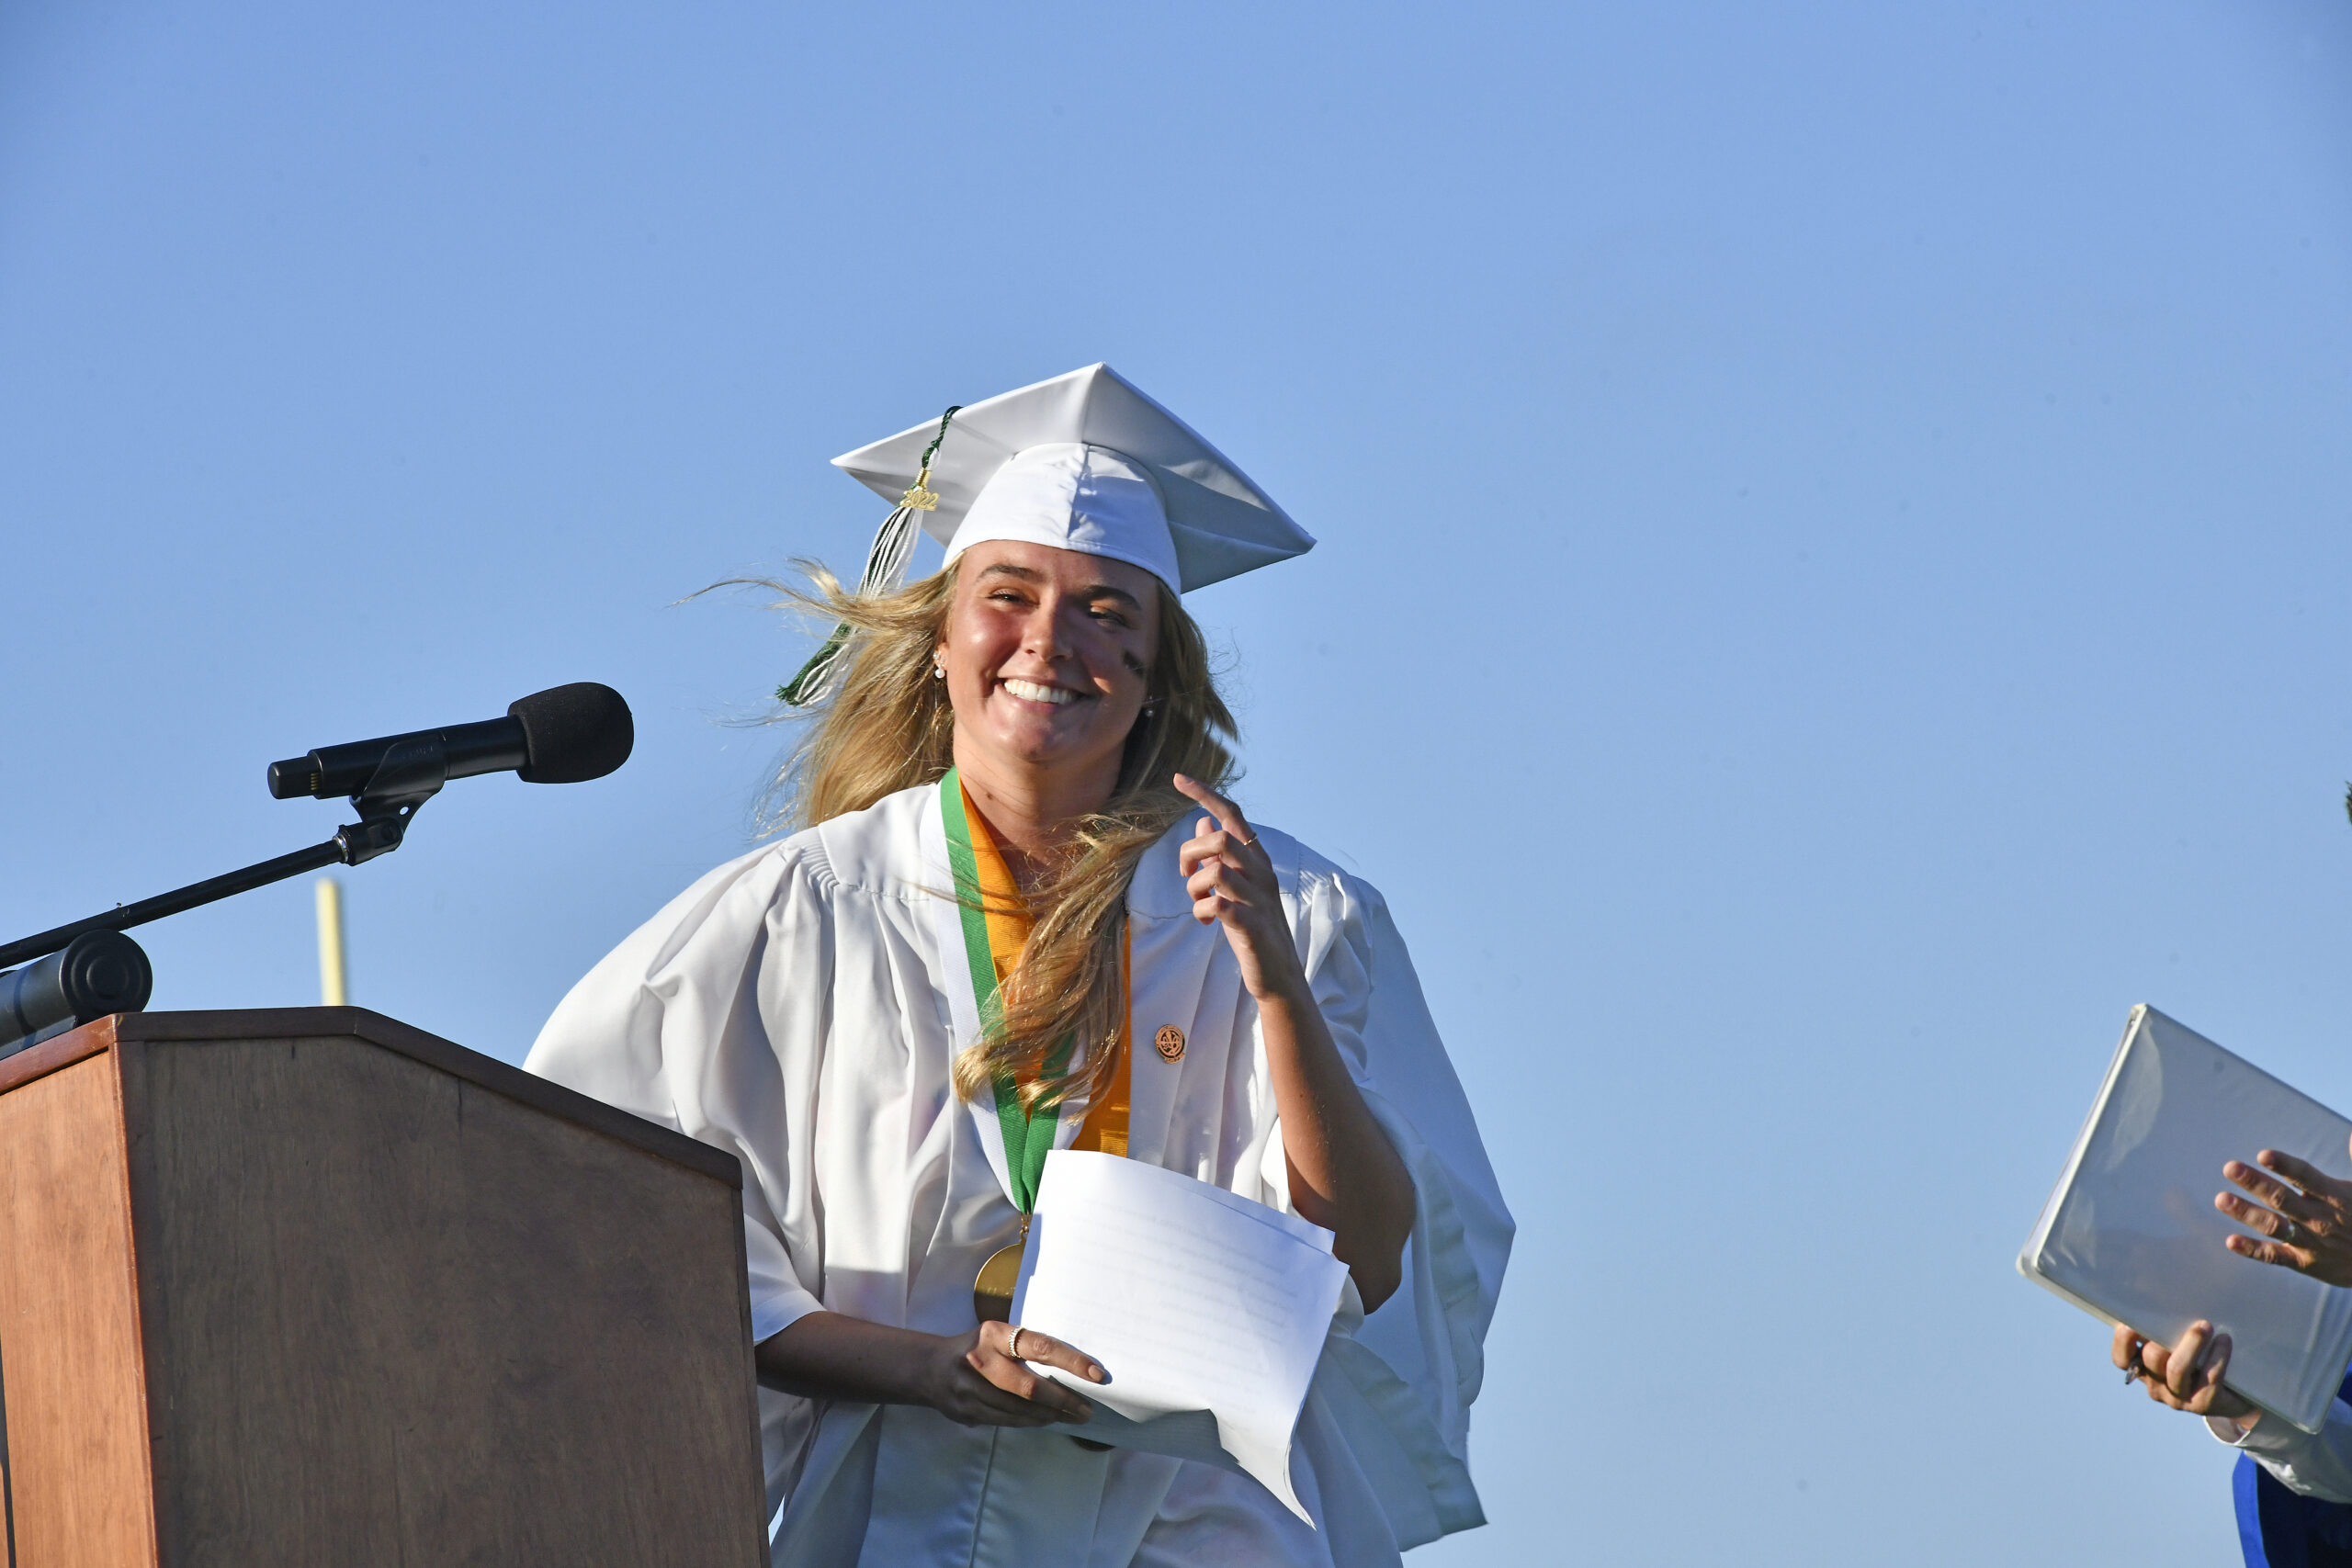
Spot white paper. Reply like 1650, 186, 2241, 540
1010, 1150, 1349, 1521
2018, 1005, 2352, 1432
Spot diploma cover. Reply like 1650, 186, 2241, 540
2019, 1005, 2352, 1434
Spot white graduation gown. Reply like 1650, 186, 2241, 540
526, 782, 1512, 1567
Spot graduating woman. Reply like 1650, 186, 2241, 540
527, 365, 1510, 1567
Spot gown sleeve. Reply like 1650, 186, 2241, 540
2212, 1402, 2352, 1504
1272, 848, 1516, 1552
525, 840, 835, 1346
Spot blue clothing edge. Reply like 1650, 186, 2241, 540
2235, 1375, 2352, 1568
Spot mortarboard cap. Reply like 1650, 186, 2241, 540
781, 364, 1312, 705
832, 363, 1313, 595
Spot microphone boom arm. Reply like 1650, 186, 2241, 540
0, 739, 452, 972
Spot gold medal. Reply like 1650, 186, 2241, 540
973, 1217, 1029, 1323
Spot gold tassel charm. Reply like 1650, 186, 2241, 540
900, 466, 942, 513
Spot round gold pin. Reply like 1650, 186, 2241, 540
1154, 1025, 1186, 1063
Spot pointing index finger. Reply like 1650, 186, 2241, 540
1172, 773, 1252, 843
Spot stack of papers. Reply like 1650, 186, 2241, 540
1012, 1150, 1349, 1520
2018, 1004, 2352, 1433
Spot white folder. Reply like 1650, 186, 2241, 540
2019, 1005, 2352, 1433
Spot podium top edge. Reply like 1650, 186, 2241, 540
6, 1009, 742, 1191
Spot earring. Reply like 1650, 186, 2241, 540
932, 662, 945, 680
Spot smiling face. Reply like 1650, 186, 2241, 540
936, 539, 1163, 810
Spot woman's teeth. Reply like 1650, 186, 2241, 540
1001, 678, 1080, 706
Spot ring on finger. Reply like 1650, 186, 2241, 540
1009, 1325, 1029, 1361
2284, 1219, 2303, 1245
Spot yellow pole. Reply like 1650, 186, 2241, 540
315, 877, 348, 1006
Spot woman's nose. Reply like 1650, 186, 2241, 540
1024, 601, 1075, 660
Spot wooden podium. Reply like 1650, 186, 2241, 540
0, 1009, 766, 1567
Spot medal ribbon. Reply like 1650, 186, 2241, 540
941, 770, 1130, 1212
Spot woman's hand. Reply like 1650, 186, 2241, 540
913, 1322, 1104, 1428
2217, 1136, 2352, 1287
756, 1313, 1103, 1427
2111, 1320, 2258, 1429
1172, 773, 1305, 1001
1169, 772, 1416, 1310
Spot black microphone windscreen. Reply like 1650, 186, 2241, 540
509, 683, 634, 784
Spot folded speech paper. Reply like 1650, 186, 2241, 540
1012, 1150, 1348, 1520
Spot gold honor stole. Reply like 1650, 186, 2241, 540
941, 769, 1131, 1320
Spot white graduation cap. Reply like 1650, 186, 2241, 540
781, 364, 1313, 705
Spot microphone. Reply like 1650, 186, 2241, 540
0, 683, 636, 977
267, 682, 634, 802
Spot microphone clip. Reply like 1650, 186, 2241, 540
334, 733, 451, 866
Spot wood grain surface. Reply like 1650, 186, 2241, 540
112, 1009, 741, 1187
0, 1010, 763, 1568
118, 1028, 765, 1567
0, 1050, 160, 1568
0, 1013, 119, 1099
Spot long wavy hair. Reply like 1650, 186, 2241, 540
759, 560, 1236, 1111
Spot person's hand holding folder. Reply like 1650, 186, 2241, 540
2112, 1319, 2259, 1429
2216, 1140, 2352, 1288
2104, 1133, 2352, 1436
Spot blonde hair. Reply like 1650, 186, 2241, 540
763, 560, 1235, 1111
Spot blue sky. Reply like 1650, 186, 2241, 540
6, 2, 2350, 1560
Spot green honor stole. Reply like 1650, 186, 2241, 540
939, 769, 1131, 1320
